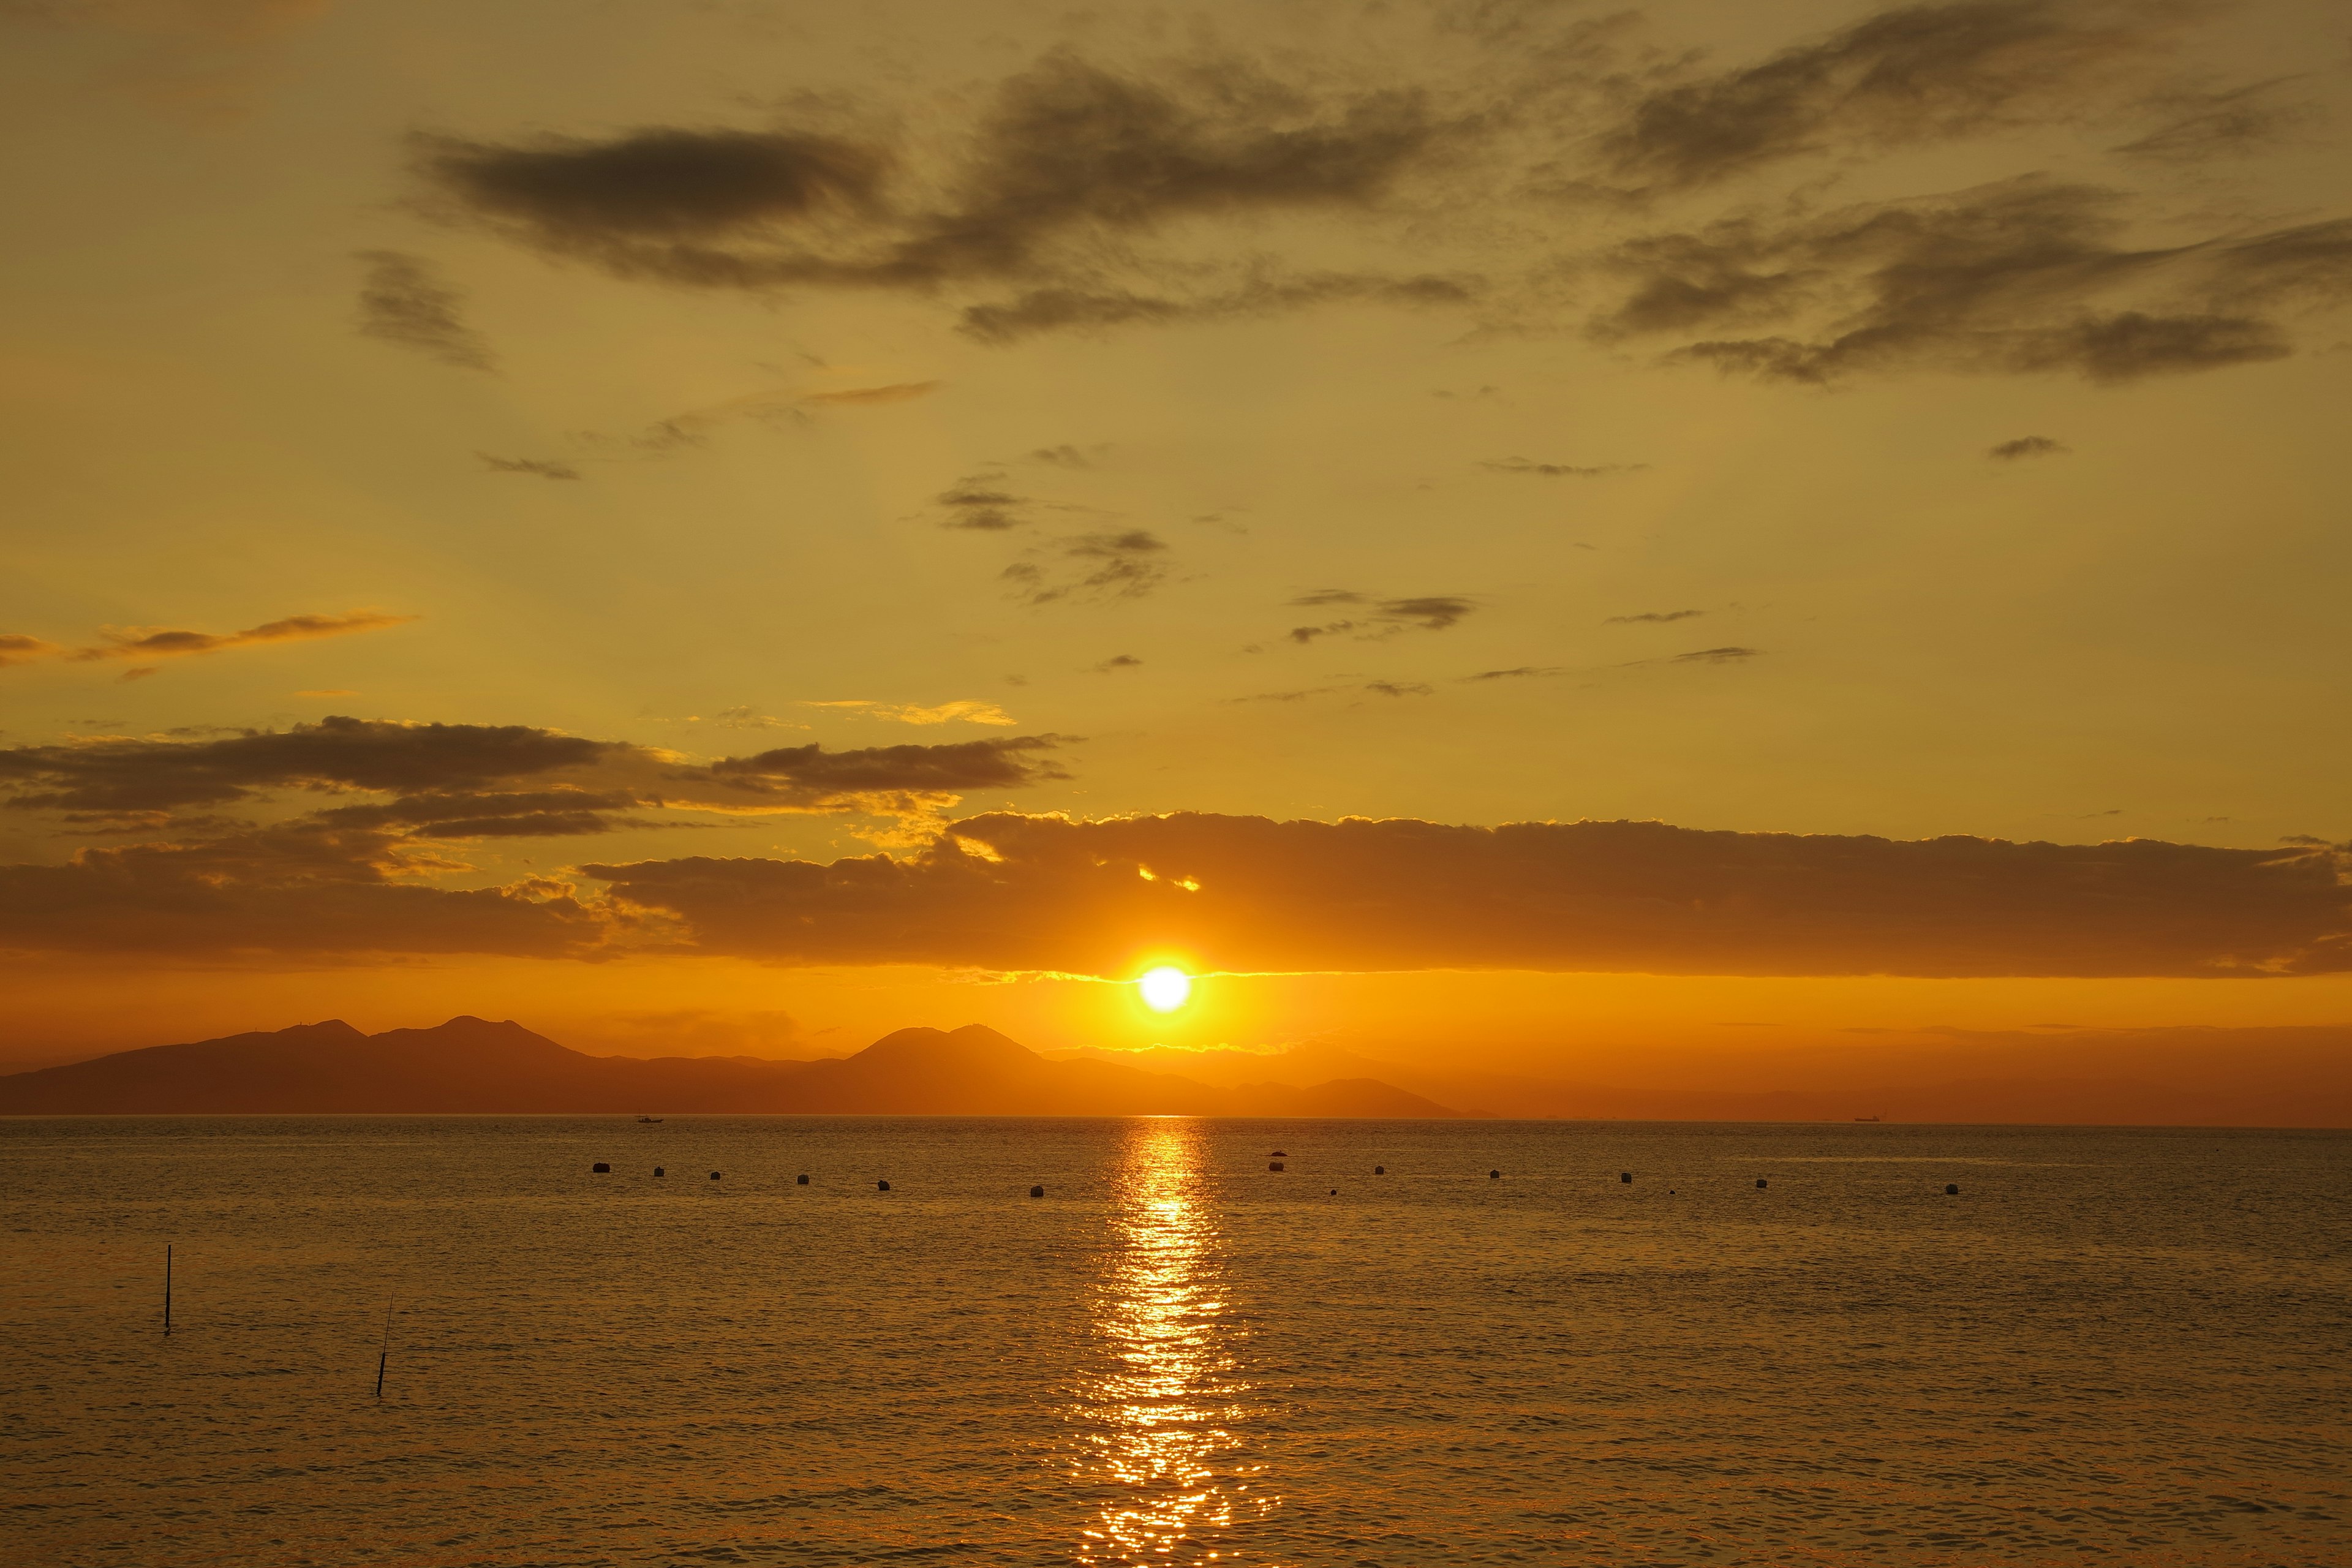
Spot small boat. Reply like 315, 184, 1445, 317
638, 1115, 664, 1124
1853, 1115, 1880, 1123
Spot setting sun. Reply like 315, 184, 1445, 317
1138, 967, 1192, 1013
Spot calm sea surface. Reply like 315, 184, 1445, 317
2, 1117, 2346, 1566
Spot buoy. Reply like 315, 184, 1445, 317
797, 1173, 810, 1185
592, 1162, 610, 1174
1030, 1185, 1045, 1198
1620, 1171, 1632, 1183
1755, 1178, 1768, 1189
1374, 1165, 1385, 1175
709, 1171, 722, 1181
1329, 1188, 1338, 1195
1268, 1161, 1284, 1171
1272, 1150, 1287, 1156
1946, 1183, 1959, 1196
654, 1166, 665, 1177
877, 1180, 891, 1192
1489, 1169, 1501, 1179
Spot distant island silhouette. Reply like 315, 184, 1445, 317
0, 1017, 1463, 1118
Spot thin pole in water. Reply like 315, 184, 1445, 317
164, 1245, 172, 1336
374, 1301, 392, 1400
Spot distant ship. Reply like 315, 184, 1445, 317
637, 1115, 663, 1123
1853, 1115, 1881, 1122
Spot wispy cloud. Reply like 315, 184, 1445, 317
67, 611, 417, 666
354, 251, 494, 370
479, 453, 582, 480
1005, 530, 1170, 605
1483, 458, 1648, 478
801, 699, 1018, 726
1988, 435, 2068, 459
1606, 609, 1703, 625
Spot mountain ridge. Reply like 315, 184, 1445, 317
0, 1017, 1461, 1118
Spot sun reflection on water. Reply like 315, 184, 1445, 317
1069, 1120, 1276, 1564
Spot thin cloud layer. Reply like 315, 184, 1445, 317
1483, 458, 1647, 478
802, 699, 1018, 726
581, 812, 2352, 978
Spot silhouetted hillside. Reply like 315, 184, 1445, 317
0, 1017, 1461, 1118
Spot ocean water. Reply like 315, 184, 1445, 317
2, 1117, 2346, 1567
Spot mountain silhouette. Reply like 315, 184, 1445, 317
0, 1017, 1460, 1118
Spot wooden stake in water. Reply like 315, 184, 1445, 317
374, 1301, 391, 1400
164, 1245, 172, 1336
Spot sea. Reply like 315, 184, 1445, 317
2, 1116, 2346, 1567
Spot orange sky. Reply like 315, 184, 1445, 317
2, 0, 2348, 1114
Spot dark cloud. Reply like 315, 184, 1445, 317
1004, 530, 1170, 605
420, 55, 1463, 342
1988, 435, 2068, 459
0, 824, 610, 959
1286, 593, 1477, 643
1483, 458, 1647, 477
2114, 78, 2312, 163
1, 634, 64, 668
1460, 665, 1564, 681
1227, 682, 1434, 704
1094, 655, 1143, 672
1607, 609, 1703, 624
1662, 646, 1762, 664
419, 127, 886, 244
580, 812, 2352, 978
1595, 1, 2179, 195
1030, 443, 1105, 467
1600, 180, 2352, 383
310, 789, 658, 839
936, 476, 1028, 531
799, 380, 939, 405
1384, 596, 1477, 631
696, 737, 1069, 804
479, 454, 582, 480
354, 251, 494, 370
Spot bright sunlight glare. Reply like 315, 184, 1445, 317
1139, 967, 1192, 1012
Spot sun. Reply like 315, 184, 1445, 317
1138, 966, 1192, 1012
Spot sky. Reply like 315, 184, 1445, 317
2, 0, 2349, 1109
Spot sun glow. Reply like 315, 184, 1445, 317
1139, 967, 1192, 1012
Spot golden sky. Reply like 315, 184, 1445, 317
3, 0, 2349, 1102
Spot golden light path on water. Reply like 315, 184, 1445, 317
1069, 1119, 1276, 1564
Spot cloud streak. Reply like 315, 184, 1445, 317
354, 251, 494, 370
68, 611, 417, 665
